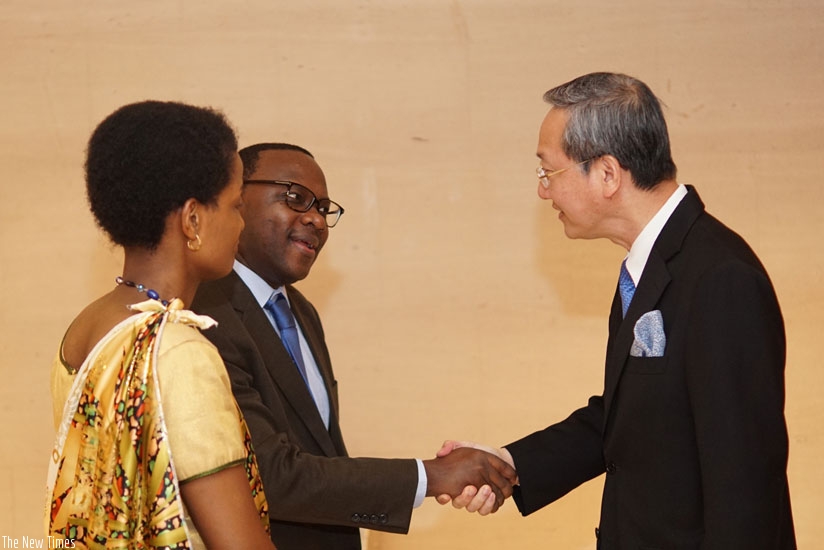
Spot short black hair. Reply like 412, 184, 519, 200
86, 100, 238, 249
238, 143, 314, 180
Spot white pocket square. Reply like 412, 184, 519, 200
630, 310, 666, 357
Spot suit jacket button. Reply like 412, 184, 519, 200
351, 513, 361, 523
606, 462, 617, 474
369, 514, 380, 524
379, 514, 389, 524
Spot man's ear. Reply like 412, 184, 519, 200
598, 155, 624, 198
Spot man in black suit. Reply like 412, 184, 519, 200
439, 73, 796, 549
191, 143, 516, 550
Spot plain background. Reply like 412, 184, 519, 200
1, 1, 822, 548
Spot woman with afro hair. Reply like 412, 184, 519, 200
45, 100, 275, 549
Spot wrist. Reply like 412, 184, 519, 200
498, 447, 516, 470
422, 459, 439, 496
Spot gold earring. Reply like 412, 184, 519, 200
187, 234, 202, 251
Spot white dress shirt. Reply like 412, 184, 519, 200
624, 184, 688, 285
233, 261, 331, 428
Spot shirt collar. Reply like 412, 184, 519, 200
624, 184, 688, 284
233, 260, 287, 307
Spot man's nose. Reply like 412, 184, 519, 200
537, 182, 551, 200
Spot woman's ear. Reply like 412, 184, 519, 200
180, 198, 202, 248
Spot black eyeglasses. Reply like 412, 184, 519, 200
244, 179, 345, 228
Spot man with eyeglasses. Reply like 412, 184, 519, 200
438, 73, 795, 548
191, 143, 516, 549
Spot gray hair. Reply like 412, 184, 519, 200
544, 72, 677, 189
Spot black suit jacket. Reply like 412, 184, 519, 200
191, 272, 418, 550
506, 187, 796, 549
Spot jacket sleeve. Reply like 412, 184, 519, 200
505, 395, 606, 516
196, 291, 419, 534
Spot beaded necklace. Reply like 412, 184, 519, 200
115, 276, 170, 306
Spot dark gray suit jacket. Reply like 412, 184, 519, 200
506, 187, 796, 549
191, 272, 418, 550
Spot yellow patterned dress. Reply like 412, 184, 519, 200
45, 299, 268, 549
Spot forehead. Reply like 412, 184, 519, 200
251, 149, 327, 190
536, 108, 570, 163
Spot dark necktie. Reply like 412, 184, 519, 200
265, 293, 309, 386
618, 260, 636, 318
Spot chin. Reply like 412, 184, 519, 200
293, 260, 316, 279
563, 226, 583, 240
288, 271, 311, 285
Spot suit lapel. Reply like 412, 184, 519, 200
603, 253, 671, 415
602, 186, 704, 420
287, 287, 338, 413
287, 287, 347, 456
224, 273, 338, 456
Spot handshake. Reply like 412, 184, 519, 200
423, 440, 518, 515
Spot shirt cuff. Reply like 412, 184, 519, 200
413, 458, 427, 508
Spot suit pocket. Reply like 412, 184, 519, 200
624, 355, 667, 375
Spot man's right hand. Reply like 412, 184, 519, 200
422, 445, 518, 515
432, 440, 518, 514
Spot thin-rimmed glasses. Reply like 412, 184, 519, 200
536, 158, 594, 189
244, 179, 345, 227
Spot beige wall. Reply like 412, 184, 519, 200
2, 1, 822, 547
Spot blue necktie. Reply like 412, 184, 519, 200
265, 293, 309, 386
618, 260, 636, 318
